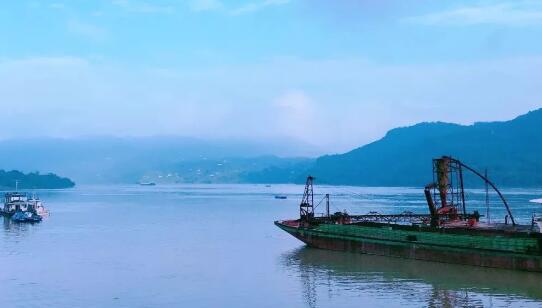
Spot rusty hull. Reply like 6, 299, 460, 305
275, 220, 542, 272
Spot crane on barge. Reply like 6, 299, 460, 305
298, 156, 524, 230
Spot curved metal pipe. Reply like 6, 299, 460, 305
446, 157, 516, 226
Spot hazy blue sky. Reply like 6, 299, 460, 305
1, 0, 542, 152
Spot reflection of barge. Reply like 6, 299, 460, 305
283, 248, 542, 306
275, 156, 542, 272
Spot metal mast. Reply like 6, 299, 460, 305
325, 193, 330, 219
300, 176, 315, 222
485, 169, 490, 224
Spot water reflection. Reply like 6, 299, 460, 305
2, 216, 40, 237
281, 247, 542, 307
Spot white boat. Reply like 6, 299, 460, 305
28, 195, 49, 217
530, 198, 542, 204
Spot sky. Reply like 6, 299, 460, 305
1, 0, 542, 153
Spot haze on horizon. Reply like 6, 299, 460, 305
2, 0, 542, 153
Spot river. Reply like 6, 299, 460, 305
1, 184, 541, 307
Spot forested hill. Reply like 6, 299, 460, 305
0, 136, 320, 184
305, 108, 542, 187
0, 170, 75, 189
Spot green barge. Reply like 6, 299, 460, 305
275, 157, 542, 272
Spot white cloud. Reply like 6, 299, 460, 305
190, 0, 223, 12
49, 2, 65, 10
112, 0, 174, 14
26, 1, 40, 9
274, 90, 311, 111
67, 19, 108, 41
0, 56, 89, 68
230, 0, 290, 16
0, 57, 221, 139
404, 1, 542, 26
272, 90, 315, 140
1, 55, 541, 151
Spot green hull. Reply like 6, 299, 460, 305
276, 221, 542, 272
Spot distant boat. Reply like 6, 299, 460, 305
139, 182, 156, 186
275, 195, 287, 199
530, 198, 542, 204
265, 185, 272, 188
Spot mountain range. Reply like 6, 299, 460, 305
1, 108, 541, 187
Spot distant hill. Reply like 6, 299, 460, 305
150, 156, 314, 184
305, 108, 542, 187
0, 170, 75, 189
0, 136, 319, 184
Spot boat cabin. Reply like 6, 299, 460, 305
3, 193, 31, 213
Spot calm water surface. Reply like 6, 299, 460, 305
1, 184, 542, 307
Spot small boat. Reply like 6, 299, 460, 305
275, 195, 287, 199
530, 198, 542, 204
139, 182, 156, 186
11, 211, 42, 223
28, 195, 49, 217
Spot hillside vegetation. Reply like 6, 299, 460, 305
306, 109, 542, 187
0, 170, 75, 189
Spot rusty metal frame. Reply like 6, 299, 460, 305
299, 176, 315, 221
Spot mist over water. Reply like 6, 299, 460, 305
1, 184, 541, 307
